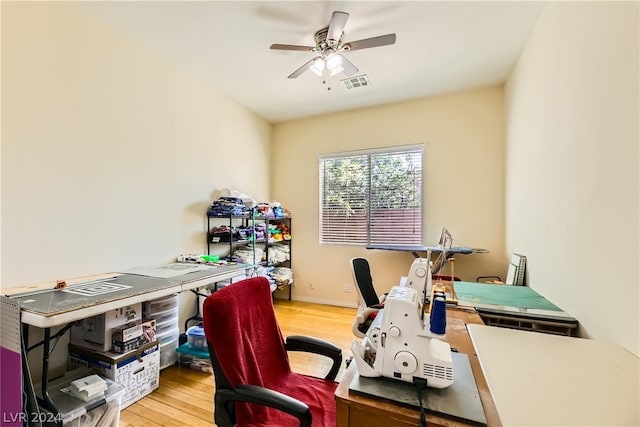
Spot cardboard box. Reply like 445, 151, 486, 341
111, 320, 142, 343
111, 337, 141, 354
68, 340, 160, 409
71, 303, 142, 352
141, 319, 157, 344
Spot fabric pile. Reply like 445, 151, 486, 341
209, 225, 235, 243
231, 245, 264, 265
208, 192, 291, 219
210, 223, 268, 243
269, 267, 294, 288
268, 222, 291, 242
256, 201, 288, 218
266, 245, 290, 265
256, 266, 294, 290
207, 197, 249, 217
250, 223, 267, 241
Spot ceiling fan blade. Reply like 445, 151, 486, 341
287, 57, 320, 79
327, 11, 349, 46
270, 43, 315, 52
345, 33, 396, 51
339, 55, 359, 77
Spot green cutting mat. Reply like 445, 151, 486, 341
453, 281, 562, 311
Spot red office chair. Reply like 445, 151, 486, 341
202, 276, 342, 427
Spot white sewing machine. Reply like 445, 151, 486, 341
350, 282, 454, 389
403, 257, 432, 303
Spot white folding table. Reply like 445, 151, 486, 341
468, 324, 639, 426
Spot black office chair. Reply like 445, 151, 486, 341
350, 257, 387, 338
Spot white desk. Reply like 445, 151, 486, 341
13, 263, 251, 328
8, 262, 252, 414
468, 324, 639, 426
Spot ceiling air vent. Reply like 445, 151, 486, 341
342, 75, 370, 89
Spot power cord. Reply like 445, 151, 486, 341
413, 377, 428, 427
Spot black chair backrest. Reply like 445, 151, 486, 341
351, 258, 381, 307
207, 340, 236, 426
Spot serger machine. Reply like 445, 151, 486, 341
350, 259, 454, 389
403, 257, 432, 301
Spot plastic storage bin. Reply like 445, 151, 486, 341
176, 342, 212, 374
36, 368, 125, 427
144, 294, 179, 369
155, 308, 179, 337
156, 326, 179, 345
160, 337, 179, 369
153, 307, 179, 325
143, 294, 179, 317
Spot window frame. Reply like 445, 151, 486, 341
318, 144, 424, 246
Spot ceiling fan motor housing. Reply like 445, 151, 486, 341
315, 27, 343, 50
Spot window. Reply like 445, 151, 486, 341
319, 145, 423, 246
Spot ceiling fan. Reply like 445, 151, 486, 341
270, 11, 396, 85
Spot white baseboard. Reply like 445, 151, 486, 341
283, 295, 357, 308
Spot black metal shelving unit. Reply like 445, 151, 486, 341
206, 214, 292, 300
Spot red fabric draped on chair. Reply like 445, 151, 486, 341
203, 276, 339, 427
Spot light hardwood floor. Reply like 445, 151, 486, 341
119, 299, 357, 427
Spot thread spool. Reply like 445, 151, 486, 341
430, 296, 447, 334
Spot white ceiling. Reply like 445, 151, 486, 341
80, 1, 546, 123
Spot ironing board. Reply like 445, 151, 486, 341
366, 244, 488, 273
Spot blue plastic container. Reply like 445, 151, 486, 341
186, 325, 206, 349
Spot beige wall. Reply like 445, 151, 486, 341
5, 0, 637, 375
1, 2, 271, 289
272, 87, 506, 306
1, 2, 273, 380
506, 1, 639, 356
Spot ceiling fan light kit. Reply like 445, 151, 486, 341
270, 11, 396, 90
310, 53, 344, 77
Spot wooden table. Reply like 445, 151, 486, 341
335, 308, 500, 426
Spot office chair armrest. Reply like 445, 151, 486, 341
216, 386, 312, 427
285, 335, 343, 381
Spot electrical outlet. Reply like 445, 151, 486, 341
343, 284, 351, 293
309, 282, 314, 289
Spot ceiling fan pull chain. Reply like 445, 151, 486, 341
322, 65, 328, 88
322, 65, 330, 91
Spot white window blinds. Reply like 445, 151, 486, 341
319, 145, 423, 245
